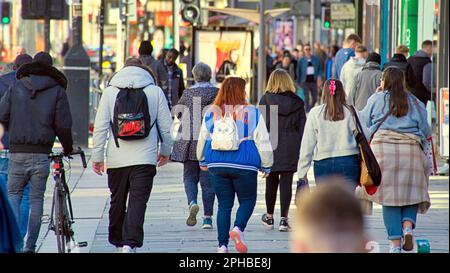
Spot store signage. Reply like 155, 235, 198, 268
330, 3, 355, 21
439, 88, 449, 157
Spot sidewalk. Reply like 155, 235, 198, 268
36, 154, 449, 253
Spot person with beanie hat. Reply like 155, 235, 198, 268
0, 51, 73, 253
138, 40, 156, 68
0, 53, 33, 241
347, 52, 383, 110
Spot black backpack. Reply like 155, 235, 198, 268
111, 87, 154, 148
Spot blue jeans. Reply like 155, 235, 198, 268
183, 161, 215, 216
0, 157, 30, 239
209, 167, 257, 247
383, 205, 418, 240
7, 153, 50, 253
313, 155, 361, 187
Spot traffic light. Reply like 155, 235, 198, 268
181, 0, 200, 26
1, 2, 11, 24
322, 7, 331, 30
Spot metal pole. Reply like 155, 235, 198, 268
99, 0, 105, 77
124, 0, 129, 61
310, 0, 315, 45
117, 0, 124, 68
173, 0, 180, 52
257, 0, 266, 103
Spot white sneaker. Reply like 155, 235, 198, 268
389, 245, 402, 253
217, 245, 228, 253
122, 245, 136, 253
115, 247, 123, 253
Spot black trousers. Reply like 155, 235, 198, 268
265, 171, 294, 218
107, 165, 156, 248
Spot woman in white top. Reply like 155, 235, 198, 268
297, 79, 361, 187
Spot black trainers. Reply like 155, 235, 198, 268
261, 214, 274, 230
279, 218, 291, 232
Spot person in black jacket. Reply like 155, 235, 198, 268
258, 69, 306, 232
383, 45, 415, 90
0, 53, 33, 240
0, 52, 73, 253
408, 40, 433, 105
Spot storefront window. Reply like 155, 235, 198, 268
362, 0, 381, 52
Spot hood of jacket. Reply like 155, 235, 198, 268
413, 50, 431, 58
363, 61, 381, 71
390, 53, 408, 63
262, 91, 304, 116
109, 66, 155, 89
348, 57, 366, 68
16, 62, 67, 90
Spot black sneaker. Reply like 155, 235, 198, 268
261, 214, 274, 230
279, 218, 291, 232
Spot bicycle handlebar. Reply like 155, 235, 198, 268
49, 147, 87, 169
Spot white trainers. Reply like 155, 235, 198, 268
402, 227, 414, 251
389, 245, 402, 253
115, 247, 123, 253
217, 245, 229, 253
229, 227, 248, 253
122, 245, 136, 253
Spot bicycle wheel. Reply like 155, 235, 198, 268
59, 190, 73, 252
54, 182, 66, 253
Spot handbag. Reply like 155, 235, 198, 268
423, 136, 437, 176
349, 106, 387, 188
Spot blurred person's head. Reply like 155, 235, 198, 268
13, 54, 32, 71
124, 57, 156, 80
292, 48, 300, 60
330, 45, 340, 57
421, 40, 433, 57
192, 62, 212, 83
33, 51, 53, 66
344, 34, 362, 49
355, 45, 368, 60
281, 55, 292, 67
229, 50, 239, 64
138, 40, 153, 56
314, 42, 323, 51
381, 67, 408, 118
266, 68, 296, 94
395, 45, 410, 58
165, 48, 179, 66
213, 77, 247, 110
366, 52, 381, 65
292, 178, 367, 253
321, 79, 346, 121
303, 44, 312, 57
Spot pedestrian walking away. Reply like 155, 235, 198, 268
92, 58, 173, 253
0, 53, 33, 239
358, 68, 432, 253
197, 77, 273, 253
259, 69, 306, 232
407, 40, 433, 105
297, 79, 363, 188
333, 34, 362, 79
340, 45, 368, 97
348, 52, 383, 110
151, 48, 185, 110
0, 52, 74, 253
138, 40, 157, 69
296, 44, 323, 112
170, 62, 218, 229
383, 45, 416, 90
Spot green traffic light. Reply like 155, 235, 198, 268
324, 21, 330, 28
2, 17, 10, 24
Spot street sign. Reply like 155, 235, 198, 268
21, 0, 69, 20
330, 3, 355, 21
128, 0, 137, 23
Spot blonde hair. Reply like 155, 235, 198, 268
396, 45, 410, 55
266, 69, 296, 94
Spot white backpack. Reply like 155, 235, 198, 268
211, 112, 240, 151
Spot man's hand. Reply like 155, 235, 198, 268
200, 166, 208, 172
92, 162, 105, 176
157, 154, 169, 167
261, 171, 270, 179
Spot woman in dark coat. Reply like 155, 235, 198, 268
170, 62, 218, 229
258, 69, 306, 232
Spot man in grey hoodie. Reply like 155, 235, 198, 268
348, 53, 383, 110
340, 45, 368, 97
92, 58, 173, 253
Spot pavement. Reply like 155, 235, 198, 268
35, 151, 449, 253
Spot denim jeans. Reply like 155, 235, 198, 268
7, 153, 50, 253
313, 155, 361, 187
209, 167, 257, 247
183, 161, 215, 216
0, 157, 30, 239
382, 205, 418, 240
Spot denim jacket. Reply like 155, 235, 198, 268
296, 55, 323, 85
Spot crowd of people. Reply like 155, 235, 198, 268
0, 33, 436, 254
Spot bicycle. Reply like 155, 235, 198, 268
48, 147, 88, 253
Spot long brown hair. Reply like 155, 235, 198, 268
321, 79, 347, 121
382, 67, 409, 117
213, 77, 247, 112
